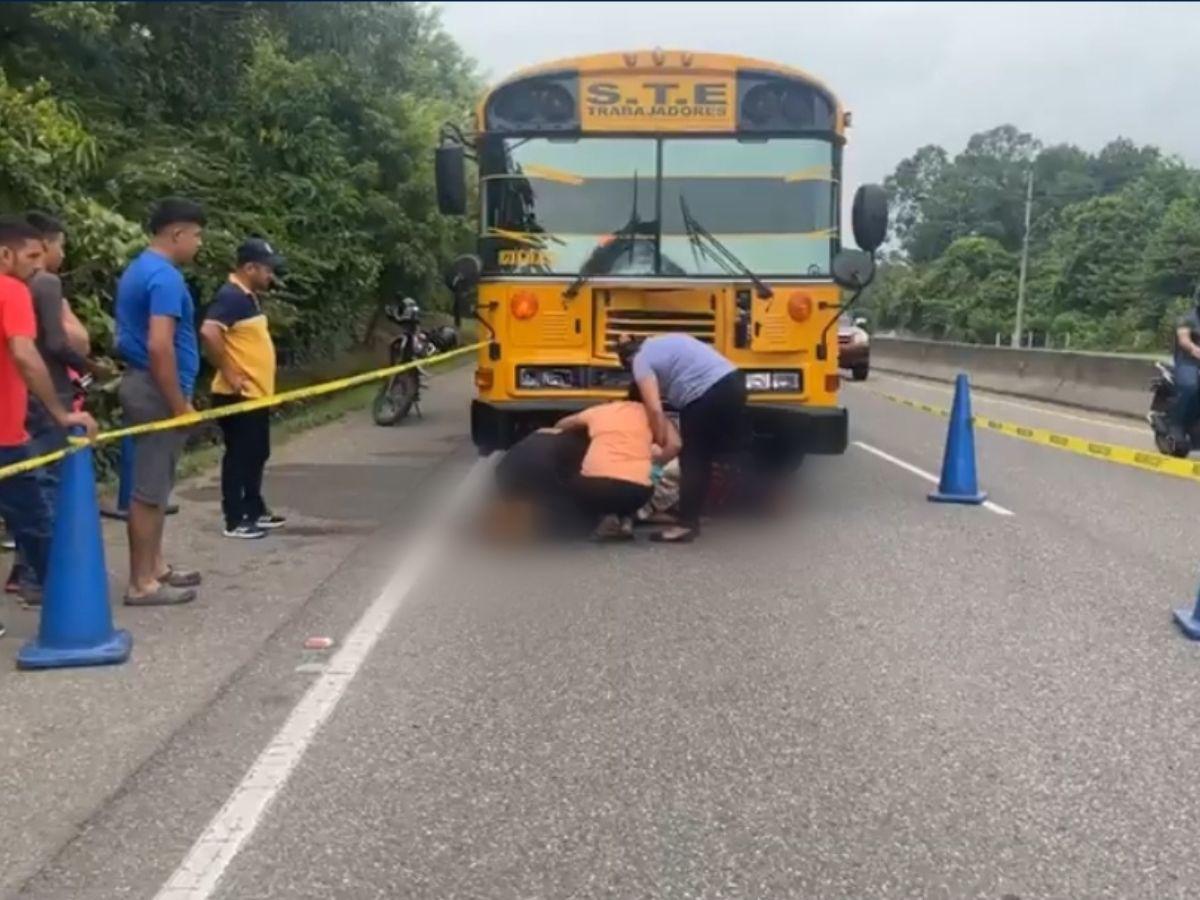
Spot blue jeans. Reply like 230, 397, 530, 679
27, 423, 67, 516
1172, 363, 1200, 439
0, 445, 52, 590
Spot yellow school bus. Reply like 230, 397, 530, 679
435, 48, 886, 462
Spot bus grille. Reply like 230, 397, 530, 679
603, 308, 716, 353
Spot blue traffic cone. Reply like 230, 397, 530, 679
18, 435, 132, 670
928, 373, 988, 505
1173, 585, 1200, 639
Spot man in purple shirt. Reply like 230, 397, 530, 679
619, 333, 746, 543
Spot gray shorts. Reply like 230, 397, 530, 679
119, 369, 187, 508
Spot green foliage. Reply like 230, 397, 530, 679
868, 124, 1200, 351
0, 1, 478, 371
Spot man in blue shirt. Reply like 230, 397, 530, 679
115, 197, 205, 606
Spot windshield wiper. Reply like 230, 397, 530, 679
679, 197, 773, 299
564, 171, 640, 300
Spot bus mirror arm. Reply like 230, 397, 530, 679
816, 251, 876, 361
439, 122, 476, 162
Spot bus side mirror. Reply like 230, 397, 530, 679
445, 254, 481, 325
435, 144, 467, 216
851, 183, 888, 253
831, 248, 875, 290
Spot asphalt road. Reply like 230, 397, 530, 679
9, 368, 1200, 900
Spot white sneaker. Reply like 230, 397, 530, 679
223, 523, 268, 540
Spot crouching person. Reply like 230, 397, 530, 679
555, 385, 680, 542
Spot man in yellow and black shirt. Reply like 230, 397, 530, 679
200, 238, 285, 539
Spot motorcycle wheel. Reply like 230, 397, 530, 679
372, 372, 418, 426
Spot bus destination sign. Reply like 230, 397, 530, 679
580, 75, 735, 131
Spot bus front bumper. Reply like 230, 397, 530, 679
471, 400, 848, 458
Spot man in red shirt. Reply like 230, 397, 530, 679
0, 216, 97, 624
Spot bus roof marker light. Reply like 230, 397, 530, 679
623, 52, 637, 68
681, 52, 694, 67
652, 47, 666, 66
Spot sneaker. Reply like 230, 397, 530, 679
0, 620, 6, 638
1, 536, 14, 551
255, 513, 287, 530
223, 523, 268, 540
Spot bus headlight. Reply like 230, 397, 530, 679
745, 372, 771, 392
771, 372, 800, 391
745, 371, 803, 392
517, 366, 578, 389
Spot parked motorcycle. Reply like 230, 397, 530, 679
372, 298, 458, 426
1147, 360, 1198, 456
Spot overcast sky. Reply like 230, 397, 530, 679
438, 1, 1199, 194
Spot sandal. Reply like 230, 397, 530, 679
124, 583, 197, 606
159, 566, 202, 588
650, 527, 698, 544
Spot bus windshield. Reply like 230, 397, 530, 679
480, 136, 836, 278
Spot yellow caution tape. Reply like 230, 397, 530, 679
875, 391, 1200, 483
0, 341, 485, 483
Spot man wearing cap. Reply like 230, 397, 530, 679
200, 238, 286, 539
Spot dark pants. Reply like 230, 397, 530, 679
572, 476, 652, 520
28, 422, 67, 516
678, 372, 747, 528
9, 423, 67, 587
0, 445, 52, 590
213, 395, 271, 528
1172, 363, 1200, 440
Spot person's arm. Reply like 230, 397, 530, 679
653, 417, 682, 464
9, 336, 98, 437
1178, 325, 1200, 361
147, 315, 192, 417
634, 373, 670, 447
199, 320, 247, 395
63, 303, 91, 358
32, 276, 91, 373
146, 271, 194, 417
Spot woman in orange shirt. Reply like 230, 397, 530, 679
555, 384, 681, 540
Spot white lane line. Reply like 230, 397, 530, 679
852, 440, 1014, 517
872, 372, 1145, 435
155, 456, 493, 900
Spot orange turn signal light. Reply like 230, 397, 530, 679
825, 373, 840, 393
510, 290, 539, 320
474, 367, 494, 390
787, 292, 813, 323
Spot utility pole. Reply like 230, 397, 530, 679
1011, 165, 1034, 348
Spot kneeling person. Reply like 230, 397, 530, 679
556, 388, 680, 541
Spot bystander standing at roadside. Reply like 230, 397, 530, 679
200, 238, 286, 540
114, 198, 204, 607
5, 211, 100, 595
0, 216, 97, 630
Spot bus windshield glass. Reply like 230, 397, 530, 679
480, 136, 836, 278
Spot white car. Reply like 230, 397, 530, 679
837, 315, 870, 381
